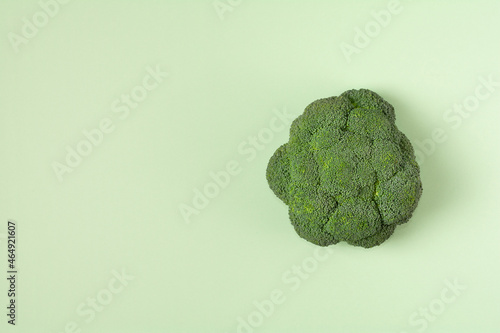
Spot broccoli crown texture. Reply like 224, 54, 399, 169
266, 89, 423, 248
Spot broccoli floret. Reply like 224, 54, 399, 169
266, 89, 423, 248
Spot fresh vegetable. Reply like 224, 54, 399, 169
266, 89, 422, 248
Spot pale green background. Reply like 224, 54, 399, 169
1, 1, 499, 332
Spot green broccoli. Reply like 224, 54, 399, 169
266, 89, 423, 248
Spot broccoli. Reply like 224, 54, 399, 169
266, 89, 423, 248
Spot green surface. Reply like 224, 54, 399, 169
1, 1, 499, 333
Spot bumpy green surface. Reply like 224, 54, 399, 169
266, 89, 423, 248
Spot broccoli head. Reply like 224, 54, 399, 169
266, 89, 422, 248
